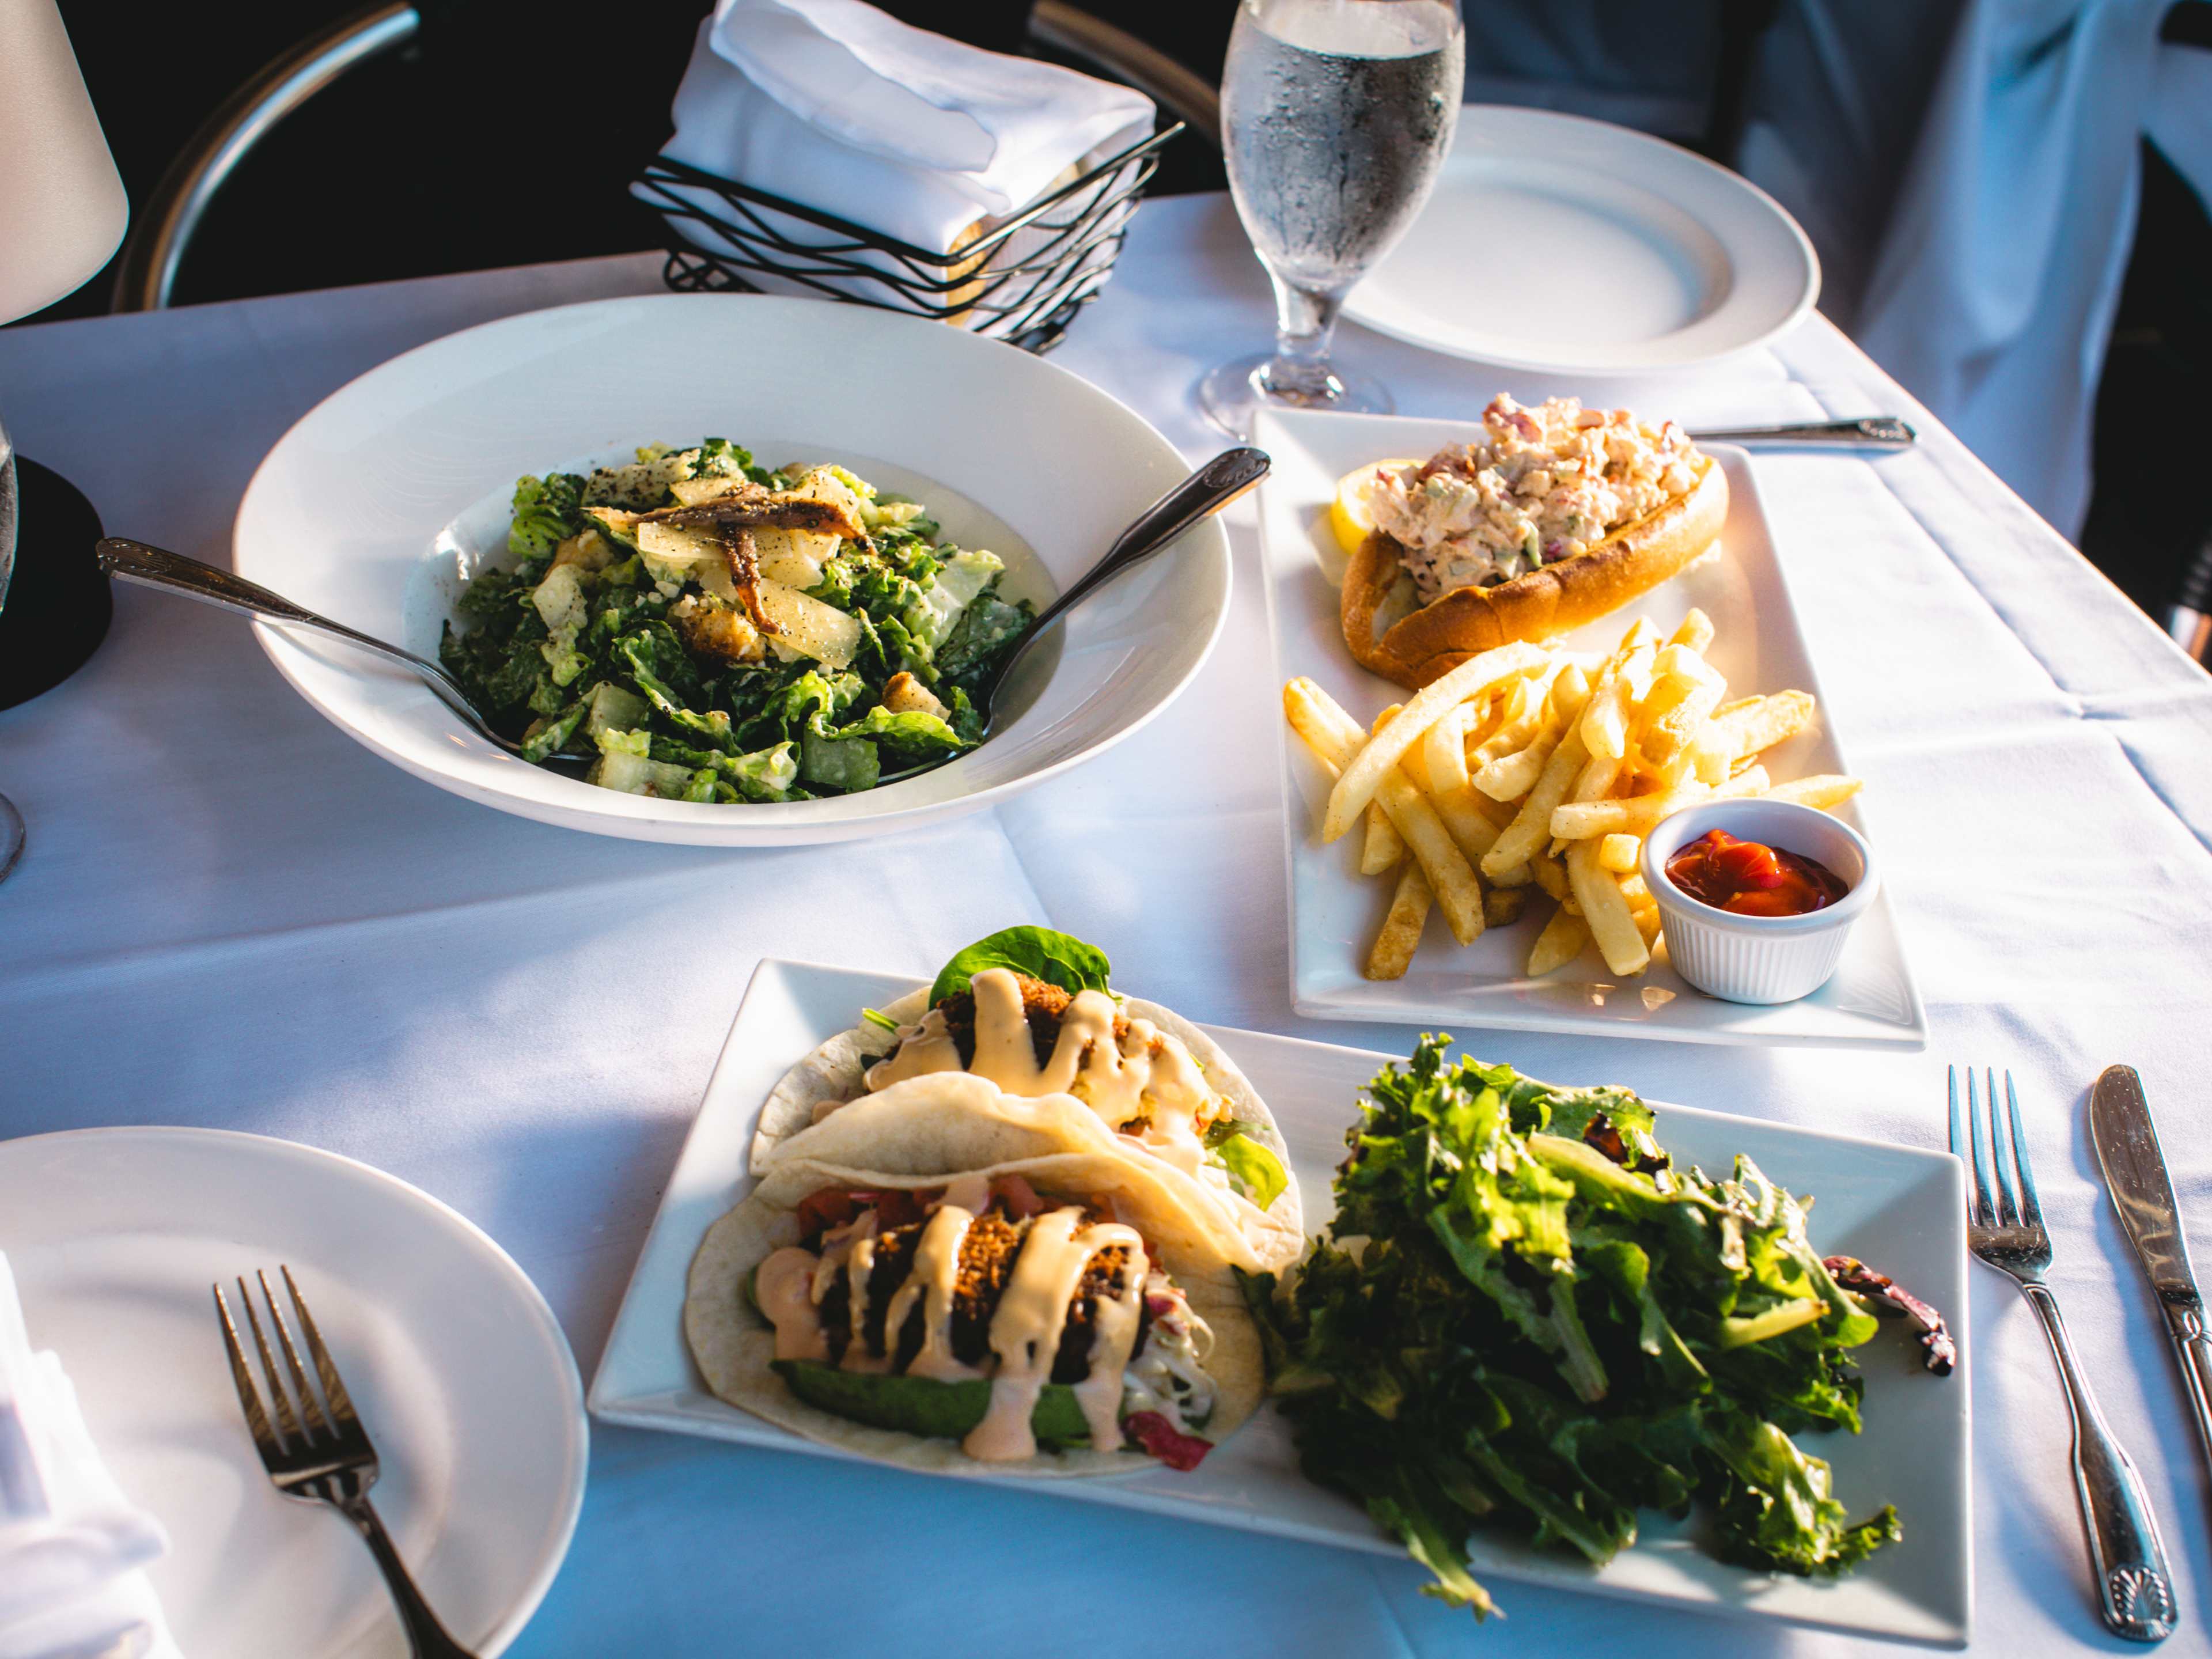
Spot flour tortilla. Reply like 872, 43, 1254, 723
684, 1149, 1264, 1478
748, 985, 1303, 1270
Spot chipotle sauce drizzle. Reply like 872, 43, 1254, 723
1664, 828, 1849, 918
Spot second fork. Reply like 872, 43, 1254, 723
1952, 1066, 2176, 1643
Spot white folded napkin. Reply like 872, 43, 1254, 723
0, 1254, 181, 1659
654, 0, 1155, 256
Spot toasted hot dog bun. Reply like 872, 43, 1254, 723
1341, 456, 1728, 690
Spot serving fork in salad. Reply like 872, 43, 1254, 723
97, 537, 597, 768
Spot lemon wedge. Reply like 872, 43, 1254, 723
1327, 459, 1418, 559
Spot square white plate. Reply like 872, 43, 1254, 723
592, 959, 1971, 1645
1256, 407, 1927, 1048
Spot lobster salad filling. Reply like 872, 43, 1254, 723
1366, 393, 1705, 600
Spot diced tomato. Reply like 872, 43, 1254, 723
797, 1185, 926, 1240
796, 1188, 859, 1240
1124, 1411, 1211, 1471
870, 1188, 925, 1230
991, 1174, 1046, 1219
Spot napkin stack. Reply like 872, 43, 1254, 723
0, 1254, 180, 1659
647, 0, 1157, 323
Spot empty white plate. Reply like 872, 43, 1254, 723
1343, 106, 1819, 374
0, 1128, 587, 1658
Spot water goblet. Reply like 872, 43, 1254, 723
1199, 0, 1465, 437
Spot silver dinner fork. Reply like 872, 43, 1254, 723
1950, 1066, 2176, 1642
214, 1268, 478, 1659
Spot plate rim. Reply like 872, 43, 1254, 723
229, 290, 1234, 847
0, 1123, 590, 1659
589, 955, 1971, 1646
1253, 405, 1928, 1049
1342, 103, 1821, 375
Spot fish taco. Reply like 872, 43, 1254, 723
685, 1131, 1263, 1475
749, 928, 1301, 1271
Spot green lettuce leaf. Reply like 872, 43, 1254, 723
507, 472, 585, 559
929, 927, 1113, 1006
1246, 1038, 1908, 1619
1211, 1131, 1289, 1211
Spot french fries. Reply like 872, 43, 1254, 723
1284, 679, 1486, 948
1525, 906, 1589, 975
1366, 863, 1432, 980
1361, 804, 1405, 875
1284, 608, 1861, 984
1320, 640, 1549, 840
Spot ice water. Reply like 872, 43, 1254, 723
1222, 0, 1464, 296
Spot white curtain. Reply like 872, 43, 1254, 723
1740, 0, 2212, 538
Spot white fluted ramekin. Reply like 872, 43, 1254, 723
1642, 800, 1877, 1005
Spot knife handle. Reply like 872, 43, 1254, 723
2025, 1283, 2178, 1641
2169, 1306, 2212, 1486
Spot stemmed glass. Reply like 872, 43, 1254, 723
0, 418, 22, 884
1200, 0, 1465, 438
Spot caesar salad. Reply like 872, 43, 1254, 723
440, 440, 1033, 801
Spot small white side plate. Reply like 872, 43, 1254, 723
0, 1128, 588, 1659
1257, 406, 1927, 1048
592, 959, 1969, 1645
1343, 105, 1820, 375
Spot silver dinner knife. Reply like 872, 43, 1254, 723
2091, 1065, 2212, 1488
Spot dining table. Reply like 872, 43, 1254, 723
3, 187, 2210, 1657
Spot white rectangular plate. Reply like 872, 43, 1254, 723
1256, 407, 1927, 1047
592, 959, 1971, 1646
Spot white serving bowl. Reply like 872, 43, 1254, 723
1641, 800, 1877, 1005
232, 294, 1232, 846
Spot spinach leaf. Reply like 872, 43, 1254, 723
928, 927, 1113, 1006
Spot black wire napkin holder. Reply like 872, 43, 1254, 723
632, 123, 1183, 355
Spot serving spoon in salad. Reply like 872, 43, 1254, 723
93, 537, 598, 771
93, 446, 1270, 787
876, 445, 1272, 781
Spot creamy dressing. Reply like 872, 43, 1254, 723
865, 969, 1220, 1177
1071, 1267, 1145, 1452
755, 1246, 831, 1362
881, 1204, 983, 1382
940, 1172, 990, 1214
864, 1006, 962, 1089
764, 1184, 1169, 1463
842, 1232, 890, 1373
965, 1206, 1144, 1461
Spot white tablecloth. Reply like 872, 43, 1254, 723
3, 194, 2210, 1656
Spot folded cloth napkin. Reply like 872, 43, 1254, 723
653, 0, 1154, 257
0, 1253, 181, 1659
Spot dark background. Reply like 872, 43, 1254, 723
17, 0, 2212, 629
26, 0, 1231, 320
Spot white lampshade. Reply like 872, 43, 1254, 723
0, 0, 127, 325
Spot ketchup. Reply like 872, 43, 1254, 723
1664, 828, 1849, 918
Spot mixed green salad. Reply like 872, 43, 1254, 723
440, 440, 1032, 801
1246, 1040, 1916, 1619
